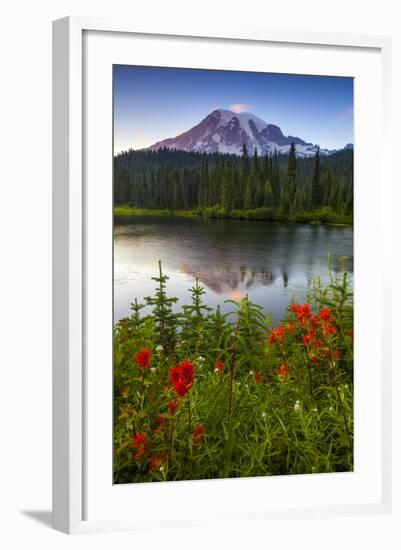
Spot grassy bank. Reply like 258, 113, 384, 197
114, 205, 353, 226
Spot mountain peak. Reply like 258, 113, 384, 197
147, 109, 337, 157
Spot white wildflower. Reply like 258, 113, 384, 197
294, 400, 301, 412
313, 407, 318, 412
156, 344, 164, 352
261, 412, 267, 418
150, 367, 156, 373
197, 356, 205, 363
249, 370, 254, 376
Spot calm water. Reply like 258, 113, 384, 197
114, 216, 353, 324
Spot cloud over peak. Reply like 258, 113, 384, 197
229, 103, 253, 114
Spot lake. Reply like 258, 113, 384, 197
114, 216, 353, 325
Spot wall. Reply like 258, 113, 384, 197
0, 1, 399, 548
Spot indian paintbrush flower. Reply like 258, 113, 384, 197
276, 363, 289, 378
170, 360, 195, 397
148, 453, 166, 472
290, 303, 312, 322
214, 360, 224, 374
268, 325, 286, 345
131, 432, 148, 460
156, 415, 165, 427
193, 424, 205, 444
168, 400, 178, 414
135, 348, 152, 369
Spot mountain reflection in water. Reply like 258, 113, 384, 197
114, 216, 353, 324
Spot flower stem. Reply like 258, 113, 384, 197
140, 370, 146, 408
327, 340, 353, 455
303, 346, 314, 399
228, 315, 241, 430
187, 399, 192, 466
168, 416, 174, 467
335, 384, 353, 454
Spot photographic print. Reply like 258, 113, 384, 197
113, 65, 354, 484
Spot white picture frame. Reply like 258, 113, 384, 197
52, 16, 392, 534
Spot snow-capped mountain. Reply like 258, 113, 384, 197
146, 109, 346, 157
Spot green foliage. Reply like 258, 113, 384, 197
282, 142, 297, 214
180, 279, 212, 356
113, 263, 354, 483
114, 205, 352, 225
311, 147, 324, 208
114, 147, 353, 218
144, 261, 178, 353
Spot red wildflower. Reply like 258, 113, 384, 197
290, 303, 312, 322
120, 386, 129, 395
332, 349, 341, 360
255, 371, 263, 384
148, 453, 165, 472
302, 332, 313, 347
313, 338, 324, 350
348, 328, 354, 340
135, 348, 151, 369
319, 307, 333, 322
310, 315, 321, 329
268, 325, 286, 345
193, 424, 205, 444
214, 360, 224, 373
170, 360, 195, 397
284, 320, 295, 333
131, 432, 148, 460
276, 363, 289, 377
155, 415, 165, 428
168, 400, 178, 414
323, 323, 336, 336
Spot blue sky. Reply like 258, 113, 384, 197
114, 65, 353, 154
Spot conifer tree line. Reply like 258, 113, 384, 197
114, 144, 353, 215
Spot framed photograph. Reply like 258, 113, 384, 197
52, 17, 392, 534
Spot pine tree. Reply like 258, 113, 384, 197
144, 261, 178, 353
240, 143, 250, 202
180, 279, 212, 354
113, 146, 353, 217
311, 147, 323, 208
282, 143, 297, 214
221, 163, 232, 211
271, 150, 281, 206
263, 180, 274, 207
253, 148, 259, 176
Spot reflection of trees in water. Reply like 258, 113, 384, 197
260, 270, 275, 287
116, 219, 353, 296
180, 262, 278, 296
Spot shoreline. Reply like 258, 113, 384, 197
114, 206, 353, 227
